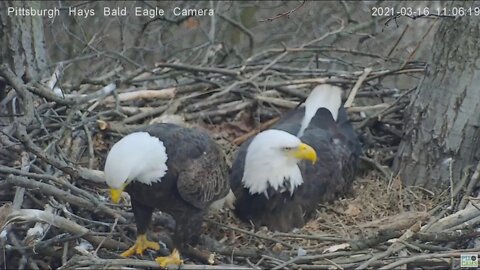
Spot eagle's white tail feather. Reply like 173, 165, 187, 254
298, 84, 342, 137
209, 189, 236, 212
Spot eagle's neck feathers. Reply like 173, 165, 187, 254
128, 135, 168, 186
242, 159, 303, 197
134, 162, 168, 185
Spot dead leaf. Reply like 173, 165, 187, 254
344, 203, 361, 216
272, 243, 284, 253
185, 17, 200, 29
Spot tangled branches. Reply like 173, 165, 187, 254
1, 31, 478, 269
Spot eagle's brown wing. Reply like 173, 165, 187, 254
140, 123, 230, 210
176, 140, 229, 210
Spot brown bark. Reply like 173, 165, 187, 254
0, 1, 47, 81
393, 15, 480, 188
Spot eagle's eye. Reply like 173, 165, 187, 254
283, 146, 293, 151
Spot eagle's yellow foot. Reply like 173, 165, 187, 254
121, 234, 160, 257
155, 249, 183, 268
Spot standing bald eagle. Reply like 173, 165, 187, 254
104, 123, 229, 267
230, 84, 361, 232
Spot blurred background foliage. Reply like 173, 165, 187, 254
42, 1, 440, 85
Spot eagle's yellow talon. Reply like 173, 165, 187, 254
155, 249, 183, 268
120, 246, 136, 257
120, 234, 160, 257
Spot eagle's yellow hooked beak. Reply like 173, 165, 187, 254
292, 143, 318, 164
110, 183, 127, 203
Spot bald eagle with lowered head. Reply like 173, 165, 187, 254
230, 84, 361, 232
104, 123, 229, 267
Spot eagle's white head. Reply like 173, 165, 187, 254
104, 132, 168, 203
241, 129, 317, 198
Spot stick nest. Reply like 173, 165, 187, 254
0, 42, 477, 270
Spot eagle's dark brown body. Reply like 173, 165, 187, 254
125, 124, 229, 250
231, 106, 361, 232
